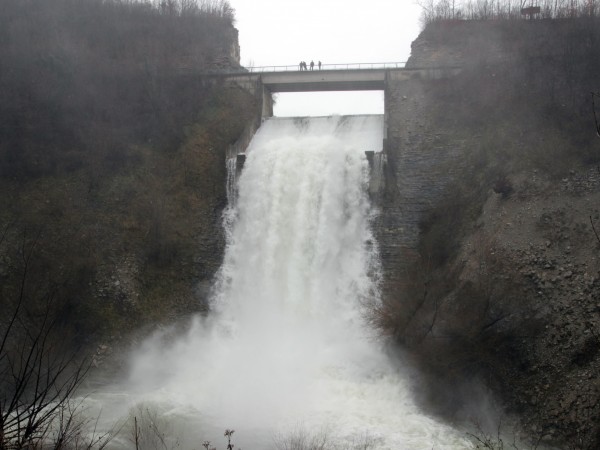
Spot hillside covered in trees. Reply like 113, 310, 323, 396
0, 0, 256, 348
0, 1, 266, 446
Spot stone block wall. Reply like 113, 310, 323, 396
375, 73, 465, 278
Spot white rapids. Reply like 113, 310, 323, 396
87, 115, 473, 449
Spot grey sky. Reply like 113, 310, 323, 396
228, 0, 423, 116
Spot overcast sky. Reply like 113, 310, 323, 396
227, 0, 424, 116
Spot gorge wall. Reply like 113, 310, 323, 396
2, 3, 600, 447
0, 0, 257, 355
375, 18, 600, 449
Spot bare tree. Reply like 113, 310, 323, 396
417, 0, 600, 21
0, 230, 102, 449
593, 92, 600, 137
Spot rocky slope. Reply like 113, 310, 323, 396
377, 18, 600, 449
473, 169, 600, 445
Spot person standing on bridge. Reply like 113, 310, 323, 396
299, 61, 303, 71
310, 60, 315, 70
318, 60, 322, 70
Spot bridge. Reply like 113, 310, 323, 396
218, 62, 460, 118
222, 62, 461, 167
225, 62, 405, 92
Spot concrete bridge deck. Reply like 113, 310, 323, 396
255, 69, 389, 92
218, 62, 460, 93
221, 62, 462, 148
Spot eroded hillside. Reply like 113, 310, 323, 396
377, 18, 600, 449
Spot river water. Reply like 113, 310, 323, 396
86, 115, 472, 449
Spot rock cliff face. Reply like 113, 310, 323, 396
405, 19, 580, 69
406, 20, 509, 68
465, 170, 600, 445
376, 19, 600, 449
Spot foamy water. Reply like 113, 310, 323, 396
85, 115, 473, 449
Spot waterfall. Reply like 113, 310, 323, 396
93, 115, 472, 449
225, 156, 238, 206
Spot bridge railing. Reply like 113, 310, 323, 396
215, 62, 407, 75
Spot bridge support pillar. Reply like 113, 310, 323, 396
236, 153, 246, 169
366, 151, 386, 201
261, 84, 273, 119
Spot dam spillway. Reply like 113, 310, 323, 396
94, 115, 471, 449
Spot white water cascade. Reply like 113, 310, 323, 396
92, 115, 473, 449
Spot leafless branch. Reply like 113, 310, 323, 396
593, 92, 600, 137
0, 232, 93, 449
590, 215, 600, 245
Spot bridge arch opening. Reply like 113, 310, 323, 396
273, 91, 384, 117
